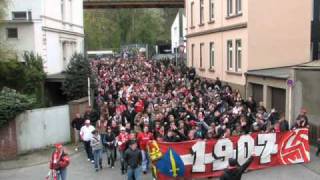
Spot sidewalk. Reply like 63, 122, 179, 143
0, 144, 80, 170
303, 145, 320, 175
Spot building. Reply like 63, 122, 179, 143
171, 9, 187, 54
185, 0, 312, 95
312, 0, 320, 60
246, 61, 320, 143
0, 0, 84, 106
0, 0, 84, 75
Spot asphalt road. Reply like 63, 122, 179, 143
0, 151, 320, 180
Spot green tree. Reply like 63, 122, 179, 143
84, 8, 178, 50
0, 52, 46, 105
62, 53, 93, 100
23, 52, 46, 94
0, 87, 35, 128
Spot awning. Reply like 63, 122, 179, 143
46, 73, 66, 83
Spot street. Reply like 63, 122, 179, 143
1, 150, 320, 180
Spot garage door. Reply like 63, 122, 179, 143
271, 87, 286, 114
251, 83, 263, 104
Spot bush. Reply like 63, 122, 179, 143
62, 53, 94, 101
0, 87, 35, 128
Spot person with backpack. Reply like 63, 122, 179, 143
48, 144, 70, 180
90, 130, 103, 172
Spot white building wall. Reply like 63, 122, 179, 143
171, 13, 180, 53
1, 0, 84, 75
4, 0, 43, 20
171, 11, 187, 53
46, 31, 63, 74
15, 105, 71, 154
0, 23, 36, 61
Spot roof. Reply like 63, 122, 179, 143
46, 73, 66, 83
246, 67, 292, 79
294, 60, 320, 70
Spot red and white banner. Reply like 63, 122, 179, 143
152, 128, 310, 179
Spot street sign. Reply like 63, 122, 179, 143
287, 79, 294, 87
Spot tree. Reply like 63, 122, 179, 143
22, 52, 46, 94
62, 53, 93, 101
0, 52, 46, 106
84, 8, 178, 50
0, 87, 35, 128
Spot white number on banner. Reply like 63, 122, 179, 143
212, 139, 234, 171
255, 133, 278, 164
191, 141, 206, 172
237, 135, 254, 165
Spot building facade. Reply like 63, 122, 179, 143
185, 0, 312, 94
171, 9, 187, 54
0, 0, 84, 75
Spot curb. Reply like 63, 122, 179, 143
0, 149, 82, 171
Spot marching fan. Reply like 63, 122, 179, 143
220, 156, 254, 180
47, 144, 70, 180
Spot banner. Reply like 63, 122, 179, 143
149, 128, 310, 179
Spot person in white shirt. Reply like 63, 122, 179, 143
80, 119, 95, 163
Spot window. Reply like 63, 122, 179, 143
227, 0, 233, 16
200, 43, 204, 68
235, 40, 242, 72
61, 0, 65, 20
209, 0, 215, 21
200, 0, 204, 25
210, 42, 215, 68
7, 28, 18, 38
191, 44, 195, 67
12, 11, 27, 20
227, 40, 233, 70
191, 2, 194, 27
236, 0, 242, 14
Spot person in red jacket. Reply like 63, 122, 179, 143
135, 98, 144, 113
137, 126, 153, 174
117, 127, 129, 174
48, 144, 70, 180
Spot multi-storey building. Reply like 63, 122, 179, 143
0, 0, 84, 75
171, 9, 187, 54
185, 0, 312, 94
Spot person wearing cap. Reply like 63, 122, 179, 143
220, 156, 254, 180
90, 130, 103, 171
124, 140, 142, 180
80, 120, 95, 163
117, 126, 129, 174
48, 144, 70, 180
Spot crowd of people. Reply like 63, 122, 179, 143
68, 58, 310, 180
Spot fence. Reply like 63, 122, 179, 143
15, 105, 71, 154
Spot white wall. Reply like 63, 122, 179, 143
15, 105, 71, 154
171, 11, 187, 53
2, 0, 84, 74
4, 0, 43, 20
0, 23, 36, 61
171, 13, 180, 53
45, 31, 63, 74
